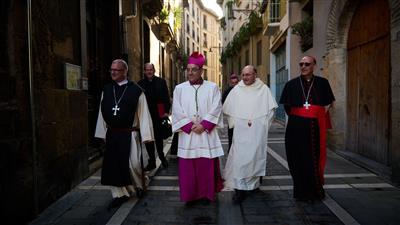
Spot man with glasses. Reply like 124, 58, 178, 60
138, 63, 171, 171
95, 59, 154, 209
279, 56, 335, 202
223, 65, 277, 203
171, 52, 224, 205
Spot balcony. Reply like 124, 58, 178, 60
262, 0, 281, 36
142, 0, 163, 19
151, 22, 174, 43
264, 22, 280, 36
166, 39, 178, 54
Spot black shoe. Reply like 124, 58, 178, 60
199, 198, 210, 205
108, 196, 129, 210
135, 188, 145, 199
144, 163, 156, 171
185, 200, 196, 207
161, 160, 169, 168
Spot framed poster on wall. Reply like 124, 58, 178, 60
64, 63, 81, 90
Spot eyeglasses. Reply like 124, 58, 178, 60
299, 62, 312, 67
109, 68, 125, 73
186, 67, 200, 73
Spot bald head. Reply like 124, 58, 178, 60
241, 65, 257, 86
299, 55, 316, 77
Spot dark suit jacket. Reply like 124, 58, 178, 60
138, 76, 171, 124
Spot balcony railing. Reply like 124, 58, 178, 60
269, 0, 280, 23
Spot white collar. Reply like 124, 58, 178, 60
117, 79, 128, 86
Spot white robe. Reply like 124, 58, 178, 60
95, 92, 154, 197
171, 80, 224, 159
223, 78, 278, 190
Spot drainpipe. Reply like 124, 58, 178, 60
27, 0, 39, 216
140, 1, 144, 74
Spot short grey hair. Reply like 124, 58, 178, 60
144, 62, 155, 70
112, 59, 128, 71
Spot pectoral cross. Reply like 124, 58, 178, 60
112, 105, 120, 116
303, 101, 311, 109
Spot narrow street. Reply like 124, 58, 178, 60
29, 122, 400, 225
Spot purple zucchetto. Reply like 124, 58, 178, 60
187, 52, 205, 68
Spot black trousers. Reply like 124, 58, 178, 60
170, 132, 179, 155
145, 135, 166, 165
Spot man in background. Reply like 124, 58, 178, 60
138, 63, 171, 171
222, 73, 239, 150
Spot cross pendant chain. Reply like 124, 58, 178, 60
112, 85, 128, 116
299, 77, 314, 110
112, 105, 120, 116
303, 101, 311, 109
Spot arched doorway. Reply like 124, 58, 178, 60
346, 0, 390, 164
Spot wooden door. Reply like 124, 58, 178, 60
347, 0, 390, 164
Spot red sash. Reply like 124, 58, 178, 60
290, 105, 332, 184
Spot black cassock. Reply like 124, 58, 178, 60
279, 75, 335, 200
100, 81, 142, 187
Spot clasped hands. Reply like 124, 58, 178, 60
191, 123, 205, 134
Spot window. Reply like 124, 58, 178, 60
203, 33, 207, 47
197, 28, 199, 42
186, 15, 190, 33
131, 0, 137, 16
187, 37, 190, 55
269, 0, 280, 23
203, 51, 207, 65
227, 2, 234, 19
203, 15, 207, 29
197, 8, 200, 23
192, 22, 195, 38
257, 40, 262, 65
245, 50, 249, 65
192, 42, 195, 53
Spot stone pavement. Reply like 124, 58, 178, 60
29, 122, 400, 225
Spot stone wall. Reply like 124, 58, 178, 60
389, 0, 400, 183
0, 1, 36, 224
0, 1, 89, 224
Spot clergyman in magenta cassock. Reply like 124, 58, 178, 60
171, 52, 224, 203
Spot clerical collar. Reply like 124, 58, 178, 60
116, 79, 128, 86
301, 75, 314, 82
190, 78, 204, 85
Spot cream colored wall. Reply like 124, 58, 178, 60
149, 31, 162, 76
